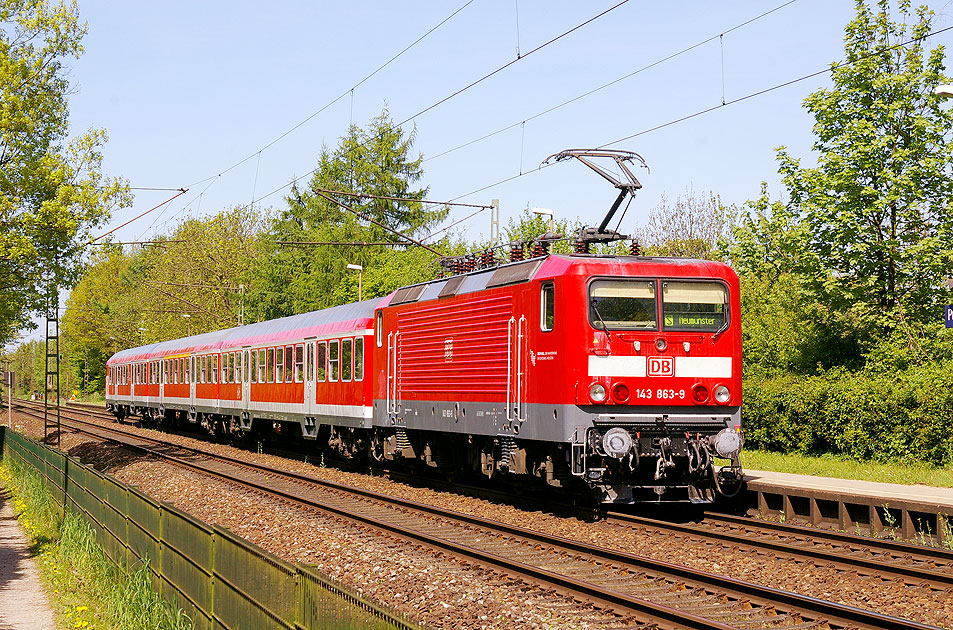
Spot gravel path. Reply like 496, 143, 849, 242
8, 410, 953, 629
0, 490, 56, 630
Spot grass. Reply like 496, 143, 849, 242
0, 458, 192, 630
743, 449, 953, 488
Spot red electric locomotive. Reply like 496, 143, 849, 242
106, 151, 745, 503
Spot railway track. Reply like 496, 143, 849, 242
6, 399, 946, 630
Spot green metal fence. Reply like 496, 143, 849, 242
0, 427, 421, 630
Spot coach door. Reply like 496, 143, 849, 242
507, 315, 527, 425
303, 339, 316, 416
241, 348, 251, 412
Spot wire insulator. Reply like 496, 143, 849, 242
453, 258, 464, 275
575, 239, 590, 254
510, 244, 524, 262
630, 241, 642, 256
464, 255, 475, 272
531, 241, 548, 258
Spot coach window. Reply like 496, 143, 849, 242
294, 344, 304, 383
266, 348, 274, 383
274, 346, 282, 383
342, 339, 352, 382
354, 338, 364, 381
329, 340, 339, 382
250, 350, 258, 384
235, 352, 241, 383
213, 355, 219, 384
317, 342, 327, 382
284, 345, 293, 383
224, 353, 231, 383
541, 282, 555, 332
376, 311, 383, 347
258, 350, 266, 383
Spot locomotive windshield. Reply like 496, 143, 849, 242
589, 280, 657, 329
661, 281, 727, 332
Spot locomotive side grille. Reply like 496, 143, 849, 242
398, 294, 513, 395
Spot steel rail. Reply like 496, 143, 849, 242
602, 510, 953, 591
55, 400, 953, 589
8, 400, 943, 630
19, 399, 953, 591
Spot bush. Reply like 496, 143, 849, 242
742, 359, 953, 467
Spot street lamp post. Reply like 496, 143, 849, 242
532, 207, 556, 233
182, 313, 191, 336
138, 327, 146, 345
347, 264, 363, 301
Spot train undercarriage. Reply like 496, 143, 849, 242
108, 402, 745, 506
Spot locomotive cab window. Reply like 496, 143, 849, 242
376, 311, 383, 347
661, 281, 728, 332
540, 282, 555, 331
588, 280, 657, 330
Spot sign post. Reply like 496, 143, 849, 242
946, 304, 953, 329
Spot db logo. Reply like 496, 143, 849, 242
647, 356, 675, 377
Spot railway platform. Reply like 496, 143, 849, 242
0, 490, 55, 630
743, 469, 953, 543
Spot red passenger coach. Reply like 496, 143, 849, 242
107, 251, 744, 504
107, 301, 375, 438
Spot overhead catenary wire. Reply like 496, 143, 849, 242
308, 189, 445, 256
423, 0, 800, 164
444, 22, 953, 206
242, 1, 632, 214
180, 0, 477, 192
309, 186, 492, 209
90, 189, 188, 244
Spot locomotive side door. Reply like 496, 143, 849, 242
507, 314, 528, 424
386, 329, 401, 421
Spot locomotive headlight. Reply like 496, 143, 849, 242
714, 385, 731, 404
589, 383, 607, 402
712, 428, 743, 458
602, 427, 633, 458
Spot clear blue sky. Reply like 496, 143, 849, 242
69, 0, 952, 243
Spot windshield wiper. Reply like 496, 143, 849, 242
590, 300, 613, 342
712, 315, 730, 342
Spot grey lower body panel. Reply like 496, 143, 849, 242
373, 399, 740, 444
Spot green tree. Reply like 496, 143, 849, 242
776, 0, 953, 332
635, 187, 734, 259
246, 111, 448, 319
0, 0, 131, 343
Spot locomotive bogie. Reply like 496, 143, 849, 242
106, 253, 745, 504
